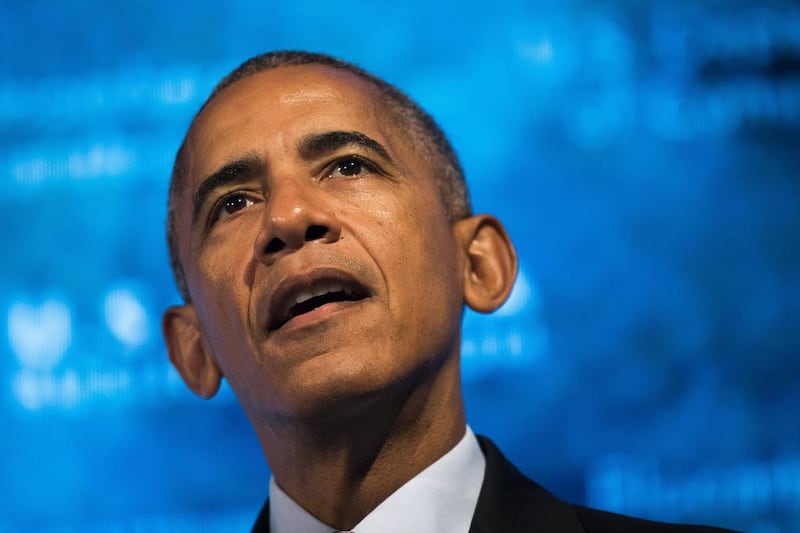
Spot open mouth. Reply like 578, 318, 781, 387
269, 278, 370, 331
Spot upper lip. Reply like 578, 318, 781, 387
264, 267, 372, 331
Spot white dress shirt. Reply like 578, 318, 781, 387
269, 426, 486, 533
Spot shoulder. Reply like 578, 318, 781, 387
472, 435, 741, 533
572, 505, 739, 533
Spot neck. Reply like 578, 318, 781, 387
255, 354, 466, 530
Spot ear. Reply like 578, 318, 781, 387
162, 304, 222, 399
454, 215, 518, 313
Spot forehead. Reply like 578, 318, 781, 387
182, 65, 401, 183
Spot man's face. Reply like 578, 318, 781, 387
173, 65, 467, 423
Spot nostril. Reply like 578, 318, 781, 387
305, 224, 328, 241
265, 238, 285, 254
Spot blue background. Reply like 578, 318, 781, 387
2, 1, 799, 531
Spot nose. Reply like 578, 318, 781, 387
253, 180, 341, 265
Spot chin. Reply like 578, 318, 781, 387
271, 351, 422, 424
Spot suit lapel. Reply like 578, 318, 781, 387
251, 497, 270, 533
469, 436, 586, 533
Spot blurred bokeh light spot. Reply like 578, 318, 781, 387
519, 39, 554, 64
8, 298, 72, 371
158, 77, 196, 104
67, 144, 133, 179
103, 287, 150, 350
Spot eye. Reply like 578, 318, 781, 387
327, 156, 376, 179
211, 192, 256, 224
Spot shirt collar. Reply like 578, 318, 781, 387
269, 426, 486, 533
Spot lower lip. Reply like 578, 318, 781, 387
275, 298, 367, 333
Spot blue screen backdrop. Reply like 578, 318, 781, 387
1, 1, 799, 531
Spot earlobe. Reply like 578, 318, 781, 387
162, 304, 222, 399
455, 215, 518, 313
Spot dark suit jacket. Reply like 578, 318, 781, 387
469, 437, 738, 532
251, 436, 740, 532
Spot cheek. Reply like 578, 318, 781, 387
196, 219, 261, 289
364, 191, 463, 310
189, 246, 268, 399
189, 226, 261, 341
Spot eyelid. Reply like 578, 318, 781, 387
207, 189, 261, 228
323, 154, 381, 178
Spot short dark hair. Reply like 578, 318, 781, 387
167, 50, 471, 302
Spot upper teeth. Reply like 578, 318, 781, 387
293, 282, 344, 305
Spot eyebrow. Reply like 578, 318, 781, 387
192, 154, 263, 224
298, 130, 394, 164
190, 131, 394, 225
